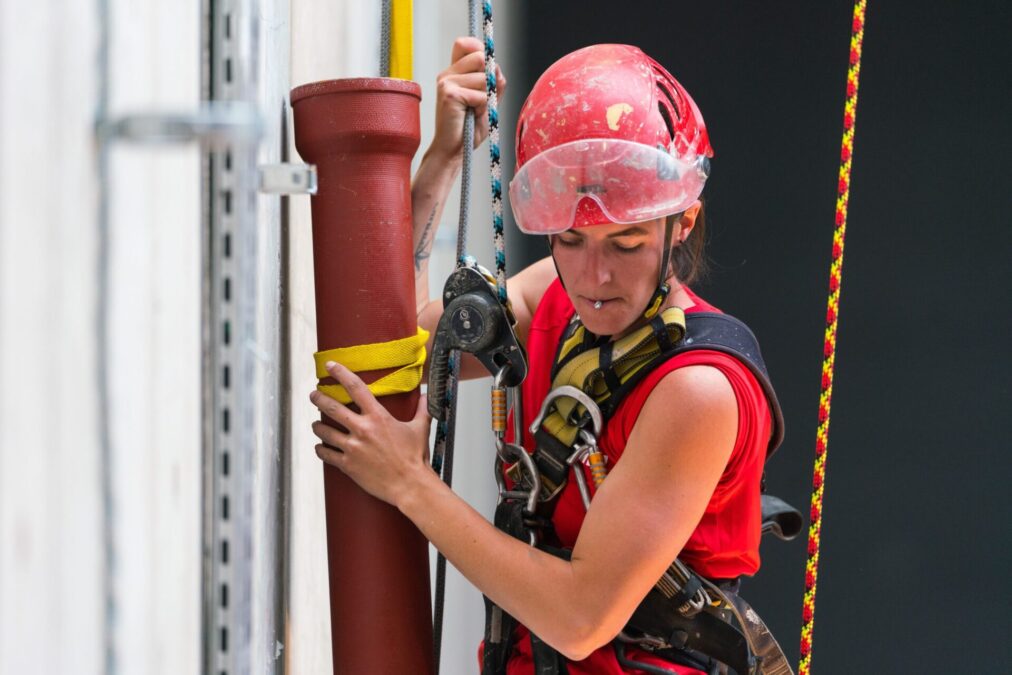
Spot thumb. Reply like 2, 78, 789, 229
414, 393, 432, 427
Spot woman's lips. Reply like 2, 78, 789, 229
580, 295, 618, 308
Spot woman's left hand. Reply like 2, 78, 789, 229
309, 361, 432, 509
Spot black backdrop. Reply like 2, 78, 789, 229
504, 1, 1012, 670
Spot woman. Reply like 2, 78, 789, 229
309, 38, 780, 674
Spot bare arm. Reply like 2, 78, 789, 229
412, 36, 505, 318
315, 360, 739, 660
411, 148, 462, 312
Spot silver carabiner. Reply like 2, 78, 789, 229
529, 385, 603, 438
565, 431, 597, 511
494, 438, 541, 518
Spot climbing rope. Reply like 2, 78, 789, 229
431, 2, 483, 670
482, 0, 507, 302
799, 2, 867, 673
380, 0, 413, 80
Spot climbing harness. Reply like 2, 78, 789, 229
799, 2, 868, 673
484, 311, 799, 675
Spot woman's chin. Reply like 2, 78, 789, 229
577, 311, 632, 337
572, 295, 640, 335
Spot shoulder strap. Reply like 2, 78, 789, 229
566, 311, 785, 458
677, 313, 785, 457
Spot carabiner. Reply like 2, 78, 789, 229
529, 385, 603, 439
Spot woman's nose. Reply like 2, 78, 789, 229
583, 245, 612, 286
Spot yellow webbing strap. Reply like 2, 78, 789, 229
543, 307, 687, 445
314, 327, 429, 405
389, 0, 413, 80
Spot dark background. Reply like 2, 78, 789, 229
505, 1, 1012, 670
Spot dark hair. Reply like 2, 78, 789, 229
669, 199, 708, 285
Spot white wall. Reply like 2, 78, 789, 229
0, 1, 103, 672
0, 1, 203, 674
0, 0, 524, 672
105, 2, 203, 672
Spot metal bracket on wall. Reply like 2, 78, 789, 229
96, 102, 263, 147
258, 163, 317, 195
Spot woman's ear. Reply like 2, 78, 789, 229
677, 200, 702, 242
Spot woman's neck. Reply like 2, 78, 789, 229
609, 281, 694, 341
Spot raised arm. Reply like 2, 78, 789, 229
412, 36, 504, 317
412, 38, 560, 380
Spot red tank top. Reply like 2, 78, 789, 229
500, 279, 771, 674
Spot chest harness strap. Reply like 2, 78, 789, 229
486, 311, 799, 675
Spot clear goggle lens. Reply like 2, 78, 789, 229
509, 139, 709, 235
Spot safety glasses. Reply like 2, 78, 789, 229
509, 139, 710, 235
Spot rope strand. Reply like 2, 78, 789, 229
432, 2, 481, 671
482, 0, 507, 302
799, 2, 867, 673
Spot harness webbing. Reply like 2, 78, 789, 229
544, 308, 686, 446
799, 2, 867, 673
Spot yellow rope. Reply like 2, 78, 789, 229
314, 327, 429, 405
389, 0, 413, 80
799, 2, 867, 673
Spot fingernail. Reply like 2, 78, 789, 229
325, 360, 337, 370
310, 391, 319, 403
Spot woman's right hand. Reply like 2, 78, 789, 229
429, 36, 507, 162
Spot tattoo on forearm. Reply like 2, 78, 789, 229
414, 203, 438, 272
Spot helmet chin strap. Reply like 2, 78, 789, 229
642, 213, 680, 319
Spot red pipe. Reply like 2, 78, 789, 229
291, 78, 433, 674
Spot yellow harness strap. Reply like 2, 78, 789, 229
507, 307, 688, 491
542, 307, 687, 446
314, 327, 429, 404
388, 0, 413, 80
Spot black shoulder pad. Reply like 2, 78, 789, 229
677, 313, 785, 457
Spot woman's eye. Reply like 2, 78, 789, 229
555, 237, 581, 248
613, 243, 643, 253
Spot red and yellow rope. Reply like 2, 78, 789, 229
799, 2, 867, 673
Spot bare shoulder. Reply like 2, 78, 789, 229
508, 256, 558, 344
570, 364, 740, 601
644, 365, 737, 425
624, 364, 738, 479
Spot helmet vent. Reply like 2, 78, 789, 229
657, 102, 676, 147
651, 64, 683, 146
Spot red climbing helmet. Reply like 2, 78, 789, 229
510, 44, 713, 234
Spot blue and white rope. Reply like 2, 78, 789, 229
482, 0, 507, 302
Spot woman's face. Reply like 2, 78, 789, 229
551, 217, 668, 337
